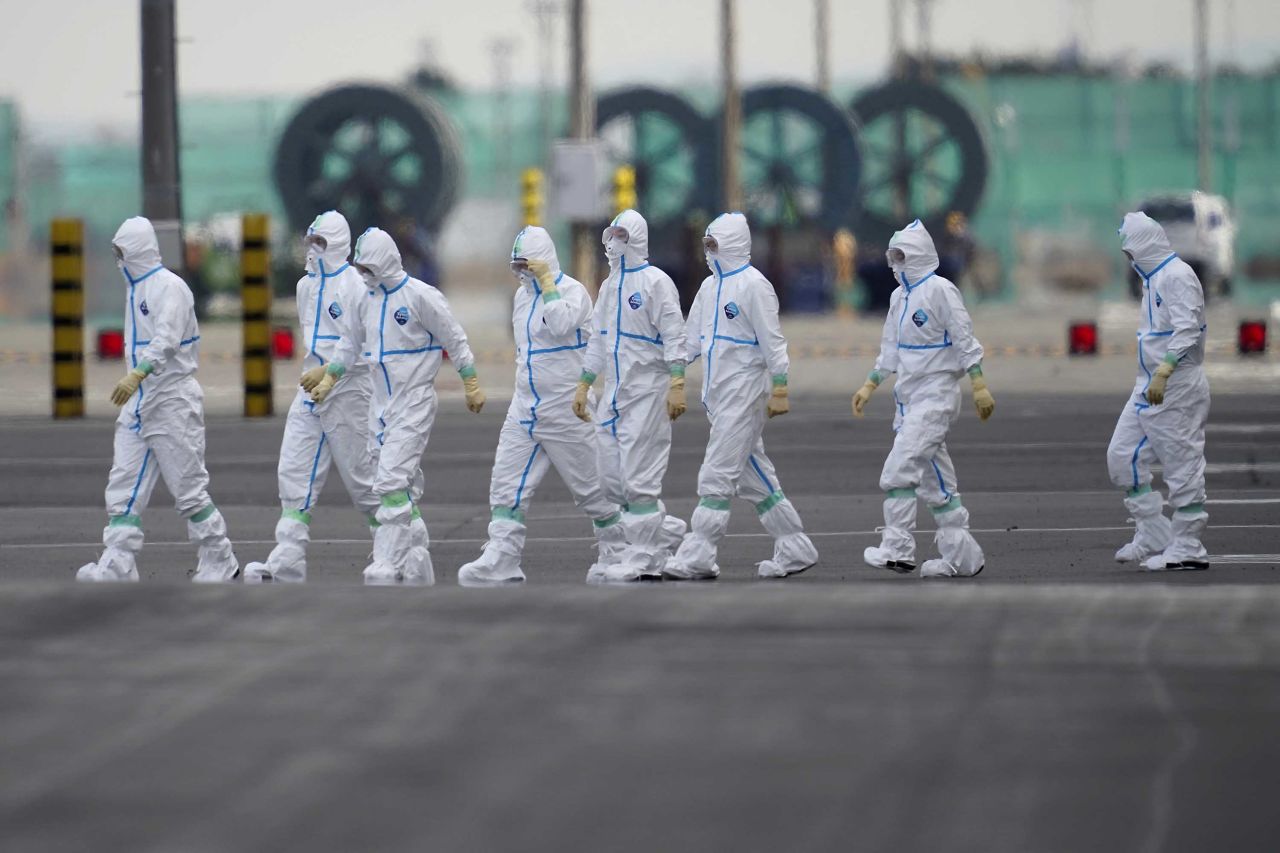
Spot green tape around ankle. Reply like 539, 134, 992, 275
699, 496, 732, 511
592, 512, 621, 529
281, 508, 312, 525
108, 514, 142, 528
491, 506, 526, 524
929, 496, 963, 515
754, 490, 785, 515
885, 488, 916, 500
627, 500, 661, 516
381, 491, 411, 508
1127, 484, 1153, 498
190, 505, 216, 523
1176, 502, 1206, 514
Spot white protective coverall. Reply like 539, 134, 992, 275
457, 226, 626, 585
1106, 212, 1210, 570
864, 220, 986, 578
244, 211, 379, 583
353, 227, 477, 585
77, 217, 239, 583
582, 209, 688, 582
664, 213, 818, 580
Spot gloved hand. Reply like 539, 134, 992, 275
526, 258, 559, 300
573, 374, 593, 422
667, 374, 687, 421
299, 364, 327, 392
851, 371, 881, 418
310, 373, 337, 404
766, 377, 789, 418
110, 364, 150, 406
1146, 358, 1176, 405
462, 369, 485, 414
969, 367, 995, 421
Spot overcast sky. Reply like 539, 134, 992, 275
2, 0, 1276, 139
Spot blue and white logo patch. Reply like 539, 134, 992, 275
328, 301, 343, 320
394, 306, 409, 326
911, 308, 928, 327
724, 301, 740, 320
139, 300, 149, 317
628, 292, 643, 310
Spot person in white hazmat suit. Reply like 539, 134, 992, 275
1106, 212, 1210, 571
341, 227, 486, 585
456, 226, 628, 585
573, 209, 688, 583
77, 216, 239, 583
851, 219, 995, 579
243, 211, 380, 583
663, 212, 818, 580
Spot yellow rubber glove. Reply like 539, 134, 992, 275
851, 371, 881, 418
1146, 357, 1176, 405
970, 367, 995, 421
766, 376, 789, 418
110, 364, 151, 406
667, 371, 687, 421
300, 364, 327, 392
461, 368, 485, 413
573, 373, 593, 422
526, 258, 559, 301
310, 373, 337, 404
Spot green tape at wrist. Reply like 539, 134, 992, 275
868, 369, 884, 386
458, 364, 477, 380
541, 289, 562, 303
771, 374, 788, 387
325, 362, 346, 378
135, 360, 154, 376
580, 370, 597, 384
1162, 352, 1179, 367
967, 364, 984, 378
669, 362, 686, 378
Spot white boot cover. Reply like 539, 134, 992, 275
921, 500, 985, 578
1115, 488, 1173, 563
756, 494, 818, 579
189, 508, 240, 583
664, 500, 728, 580
245, 514, 310, 583
865, 491, 918, 572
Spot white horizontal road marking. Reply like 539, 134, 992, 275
8, 523, 1279, 550
1207, 423, 1280, 434
1205, 462, 1280, 474
1208, 498, 1280, 505
1210, 555, 1280, 564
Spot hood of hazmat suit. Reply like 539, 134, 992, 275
112, 216, 201, 429
1118, 211, 1206, 404
509, 226, 594, 432
298, 210, 370, 380
872, 219, 984, 417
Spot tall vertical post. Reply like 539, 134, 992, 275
241, 214, 272, 417
720, 0, 742, 212
50, 219, 85, 419
889, 0, 909, 221
139, 0, 185, 281
1194, 0, 1212, 191
814, 0, 831, 94
567, 0, 596, 287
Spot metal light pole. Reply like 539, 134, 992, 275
567, 0, 596, 285
1194, 0, 1212, 191
140, 0, 184, 279
720, 0, 741, 212
815, 0, 831, 94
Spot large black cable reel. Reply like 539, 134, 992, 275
849, 80, 989, 246
273, 83, 463, 242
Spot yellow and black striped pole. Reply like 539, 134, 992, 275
51, 218, 85, 418
241, 213, 272, 417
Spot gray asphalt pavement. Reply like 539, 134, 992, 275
2, 393, 1279, 851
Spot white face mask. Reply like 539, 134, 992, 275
604, 237, 626, 263
305, 248, 319, 275
886, 248, 906, 273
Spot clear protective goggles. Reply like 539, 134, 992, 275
601, 225, 629, 245
886, 247, 906, 266
112, 244, 124, 261
510, 257, 530, 275
304, 233, 328, 252
702, 235, 719, 254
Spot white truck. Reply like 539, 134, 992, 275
1129, 191, 1236, 300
